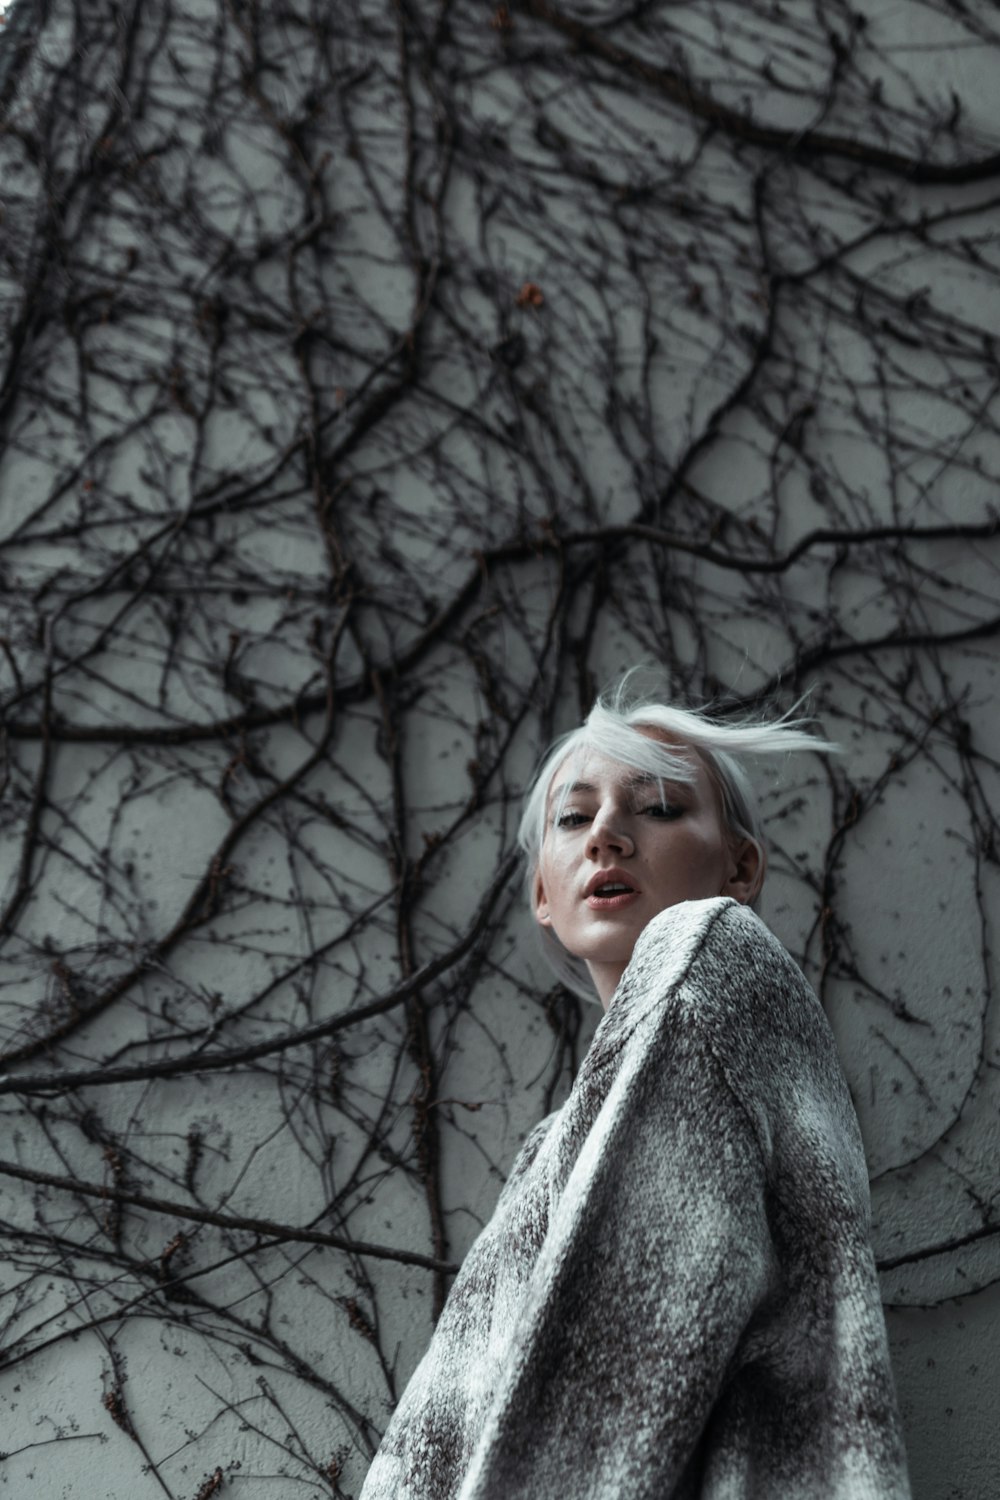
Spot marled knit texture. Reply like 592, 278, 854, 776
358, 897, 912, 1500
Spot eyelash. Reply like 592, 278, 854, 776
554, 804, 683, 828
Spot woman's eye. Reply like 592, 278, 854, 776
555, 804, 681, 827
555, 811, 588, 828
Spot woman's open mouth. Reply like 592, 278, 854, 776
586, 882, 639, 910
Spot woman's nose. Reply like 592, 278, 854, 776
587, 809, 634, 857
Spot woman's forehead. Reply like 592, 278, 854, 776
547, 734, 707, 804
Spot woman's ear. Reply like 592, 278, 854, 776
723, 837, 765, 905
533, 869, 552, 926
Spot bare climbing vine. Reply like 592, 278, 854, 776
0, 0, 998, 1494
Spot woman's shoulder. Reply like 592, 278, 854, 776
614, 899, 863, 1154
626, 897, 823, 1039
631, 895, 800, 979
587, 899, 819, 1105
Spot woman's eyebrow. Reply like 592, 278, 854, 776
548, 771, 690, 806
548, 779, 597, 805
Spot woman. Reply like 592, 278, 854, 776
359, 676, 912, 1499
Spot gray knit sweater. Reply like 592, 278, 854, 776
358, 897, 912, 1499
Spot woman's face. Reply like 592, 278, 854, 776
533, 730, 761, 1008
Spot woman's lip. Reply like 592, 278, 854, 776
585, 891, 640, 910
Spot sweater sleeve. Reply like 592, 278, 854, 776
456, 996, 777, 1500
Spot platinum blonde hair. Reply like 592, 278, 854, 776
516, 668, 840, 1003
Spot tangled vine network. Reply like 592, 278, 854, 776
0, 0, 998, 1495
